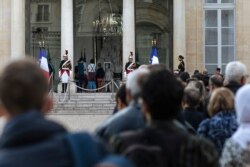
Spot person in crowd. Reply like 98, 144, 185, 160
105, 64, 113, 92
96, 63, 105, 92
95, 68, 149, 142
192, 70, 204, 81
76, 56, 85, 93
59, 50, 72, 93
209, 74, 224, 93
182, 80, 205, 131
48, 58, 55, 91
111, 67, 219, 167
179, 72, 190, 85
204, 74, 224, 117
186, 79, 207, 115
87, 58, 96, 91
215, 67, 223, 78
224, 61, 248, 94
178, 55, 185, 74
202, 69, 210, 89
74, 64, 79, 91
113, 84, 128, 115
220, 85, 250, 167
0, 59, 133, 167
197, 87, 238, 155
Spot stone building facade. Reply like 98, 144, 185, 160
0, 0, 249, 75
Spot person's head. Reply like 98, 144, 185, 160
215, 67, 221, 75
209, 74, 223, 92
116, 84, 128, 111
63, 54, 68, 60
203, 69, 208, 75
178, 55, 184, 61
98, 63, 102, 68
208, 87, 234, 117
182, 82, 202, 108
90, 59, 95, 64
65, 50, 68, 55
187, 80, 206, 101
141, 68, 184, 121
235, 85, 250, 124
225, 61, 248, 85
179, 72, 190, 84
0, 59, 52, 118
193, 69, 199, 75
126, 68, 149, 103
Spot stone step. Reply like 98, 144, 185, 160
54, 106, 115, 110
52, 92, 116, 114
54, 104, 115, 107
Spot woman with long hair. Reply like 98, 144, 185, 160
197, 87, 238, 155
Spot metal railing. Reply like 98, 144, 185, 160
54, 79, 120, 104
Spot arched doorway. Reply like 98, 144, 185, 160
136, 22, 170, 68
135, 0, 173, 68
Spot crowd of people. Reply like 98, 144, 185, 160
56, 50, 120, 93
96, 60, 250, 167
0, 57, 249, 167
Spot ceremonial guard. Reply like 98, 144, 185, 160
125, 52, 136, 75
59, 50, 72, 93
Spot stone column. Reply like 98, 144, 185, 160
173, 0, 186, 70
11, 0, 25, 59
61, 0, 74, 65
123, 0, 135, 72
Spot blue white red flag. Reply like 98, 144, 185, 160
150, 47, 159, 64
39, 48, 50, 79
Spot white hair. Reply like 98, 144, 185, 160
225, 61, 247, 83
126, 68, 149, 98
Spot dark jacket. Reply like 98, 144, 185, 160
111, 121, 219, 167
95, 101, 145, 142
178, 61, 185, 74
182, 107, 205, 131
225, 81, 242, 94
0, 111, 133, 167
0, 111, 71, 167
96, 67, 105, 79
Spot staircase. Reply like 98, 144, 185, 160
51, 92, 116, 115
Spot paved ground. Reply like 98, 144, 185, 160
48, 114, 110, 132
0, 114, 110, 134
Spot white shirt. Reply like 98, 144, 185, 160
88, 64, 96, 72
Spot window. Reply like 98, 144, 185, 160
205, 0, 234, 3
204, 0, 235, 74
37, 5, 49, 22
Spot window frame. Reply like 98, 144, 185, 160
203, 0, 235, 74
36, 4, 50, 22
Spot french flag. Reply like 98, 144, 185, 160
150, 47, 159, 64
39, 48, 50, 79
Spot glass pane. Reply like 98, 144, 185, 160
222, 10, 234, 27
205, 65, 218, 75
221, 0, 234, 3
222, 28, 234, 45
205, 46, 218, 63
222, 46, 234, 63
205, 10, 217, 27
205, 28, 218, 45
205, 0, 217, 3
221, 65, 226, 74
